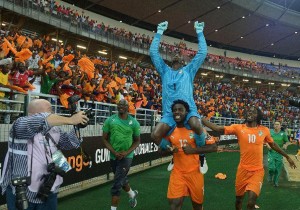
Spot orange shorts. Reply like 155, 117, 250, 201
235, 166, 264, 196
167, 169, 204, 204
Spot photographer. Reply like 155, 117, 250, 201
0, 99, 89, 210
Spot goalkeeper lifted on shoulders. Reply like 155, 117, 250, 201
149, 20, 208, 173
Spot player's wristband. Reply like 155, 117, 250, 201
159, 138, 171, 150
157, 29, 164, 35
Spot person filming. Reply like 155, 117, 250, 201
0, 99, 89, 210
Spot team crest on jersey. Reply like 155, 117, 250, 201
179, 70, 183, 74
170, 136, 175, 140
129, 120, 133, 125
189, 132, 194, 139
258, 130, 263, 136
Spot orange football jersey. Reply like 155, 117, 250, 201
166, 127, 199, 173
224, 124, 273, 171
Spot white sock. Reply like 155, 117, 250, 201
127, 188, 135, 198
111, 206, 117, 210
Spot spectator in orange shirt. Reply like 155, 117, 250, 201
202, 106, 296, 210
162, 100, 217, 210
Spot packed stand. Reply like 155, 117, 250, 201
0, 28, 298, 126
8, 0, 300, 81
194, 79, 299, 127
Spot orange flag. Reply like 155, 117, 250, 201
15, 49, 33, 63
59, 93, 70, 108
24, 37, 33, 48
107, 86, 115, 97
78, 57, 95, 80
62, 54, 74, 63
6, 84, 28, 94
132, 83, 138, 91
16, 35, 26, 46
4, 38, 17, 55
120, 77, 126, 85
1, 41, 10, 56
34, 39, 42, 48
42, 55, 54, 65
24, 81, 35, 90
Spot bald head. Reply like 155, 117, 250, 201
117, 99, 129, 115
118, 99, 129, 106
28, 99, 52, 115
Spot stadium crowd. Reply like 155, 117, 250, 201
0, 0, 299, 128
9, 0, 300, 80
0, 2, 299, 210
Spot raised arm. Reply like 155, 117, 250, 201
201, 117, 225, 133
11, 112, 89, 139
185, 21, 207, 77
149, 21, 169, 75
11, 113, 52, 139
46, 111, 88, 127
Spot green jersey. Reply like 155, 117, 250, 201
269, 129, 288, 159
41, 74, 58, 94
102, 114, 140, 159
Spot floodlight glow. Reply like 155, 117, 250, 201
119, 56, 127, 60
77, 45, 86, 49
98, 51, 108, 55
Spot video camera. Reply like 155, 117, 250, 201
289, 98, 300, 108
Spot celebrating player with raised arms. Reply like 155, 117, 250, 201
150, 20, 208, 173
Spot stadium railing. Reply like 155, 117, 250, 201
1, 0, 299, 85
0, 87, 278, 142
0, 87, 160, 141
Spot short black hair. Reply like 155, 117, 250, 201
171, 100, 190, 112
243, 106, 263, 125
